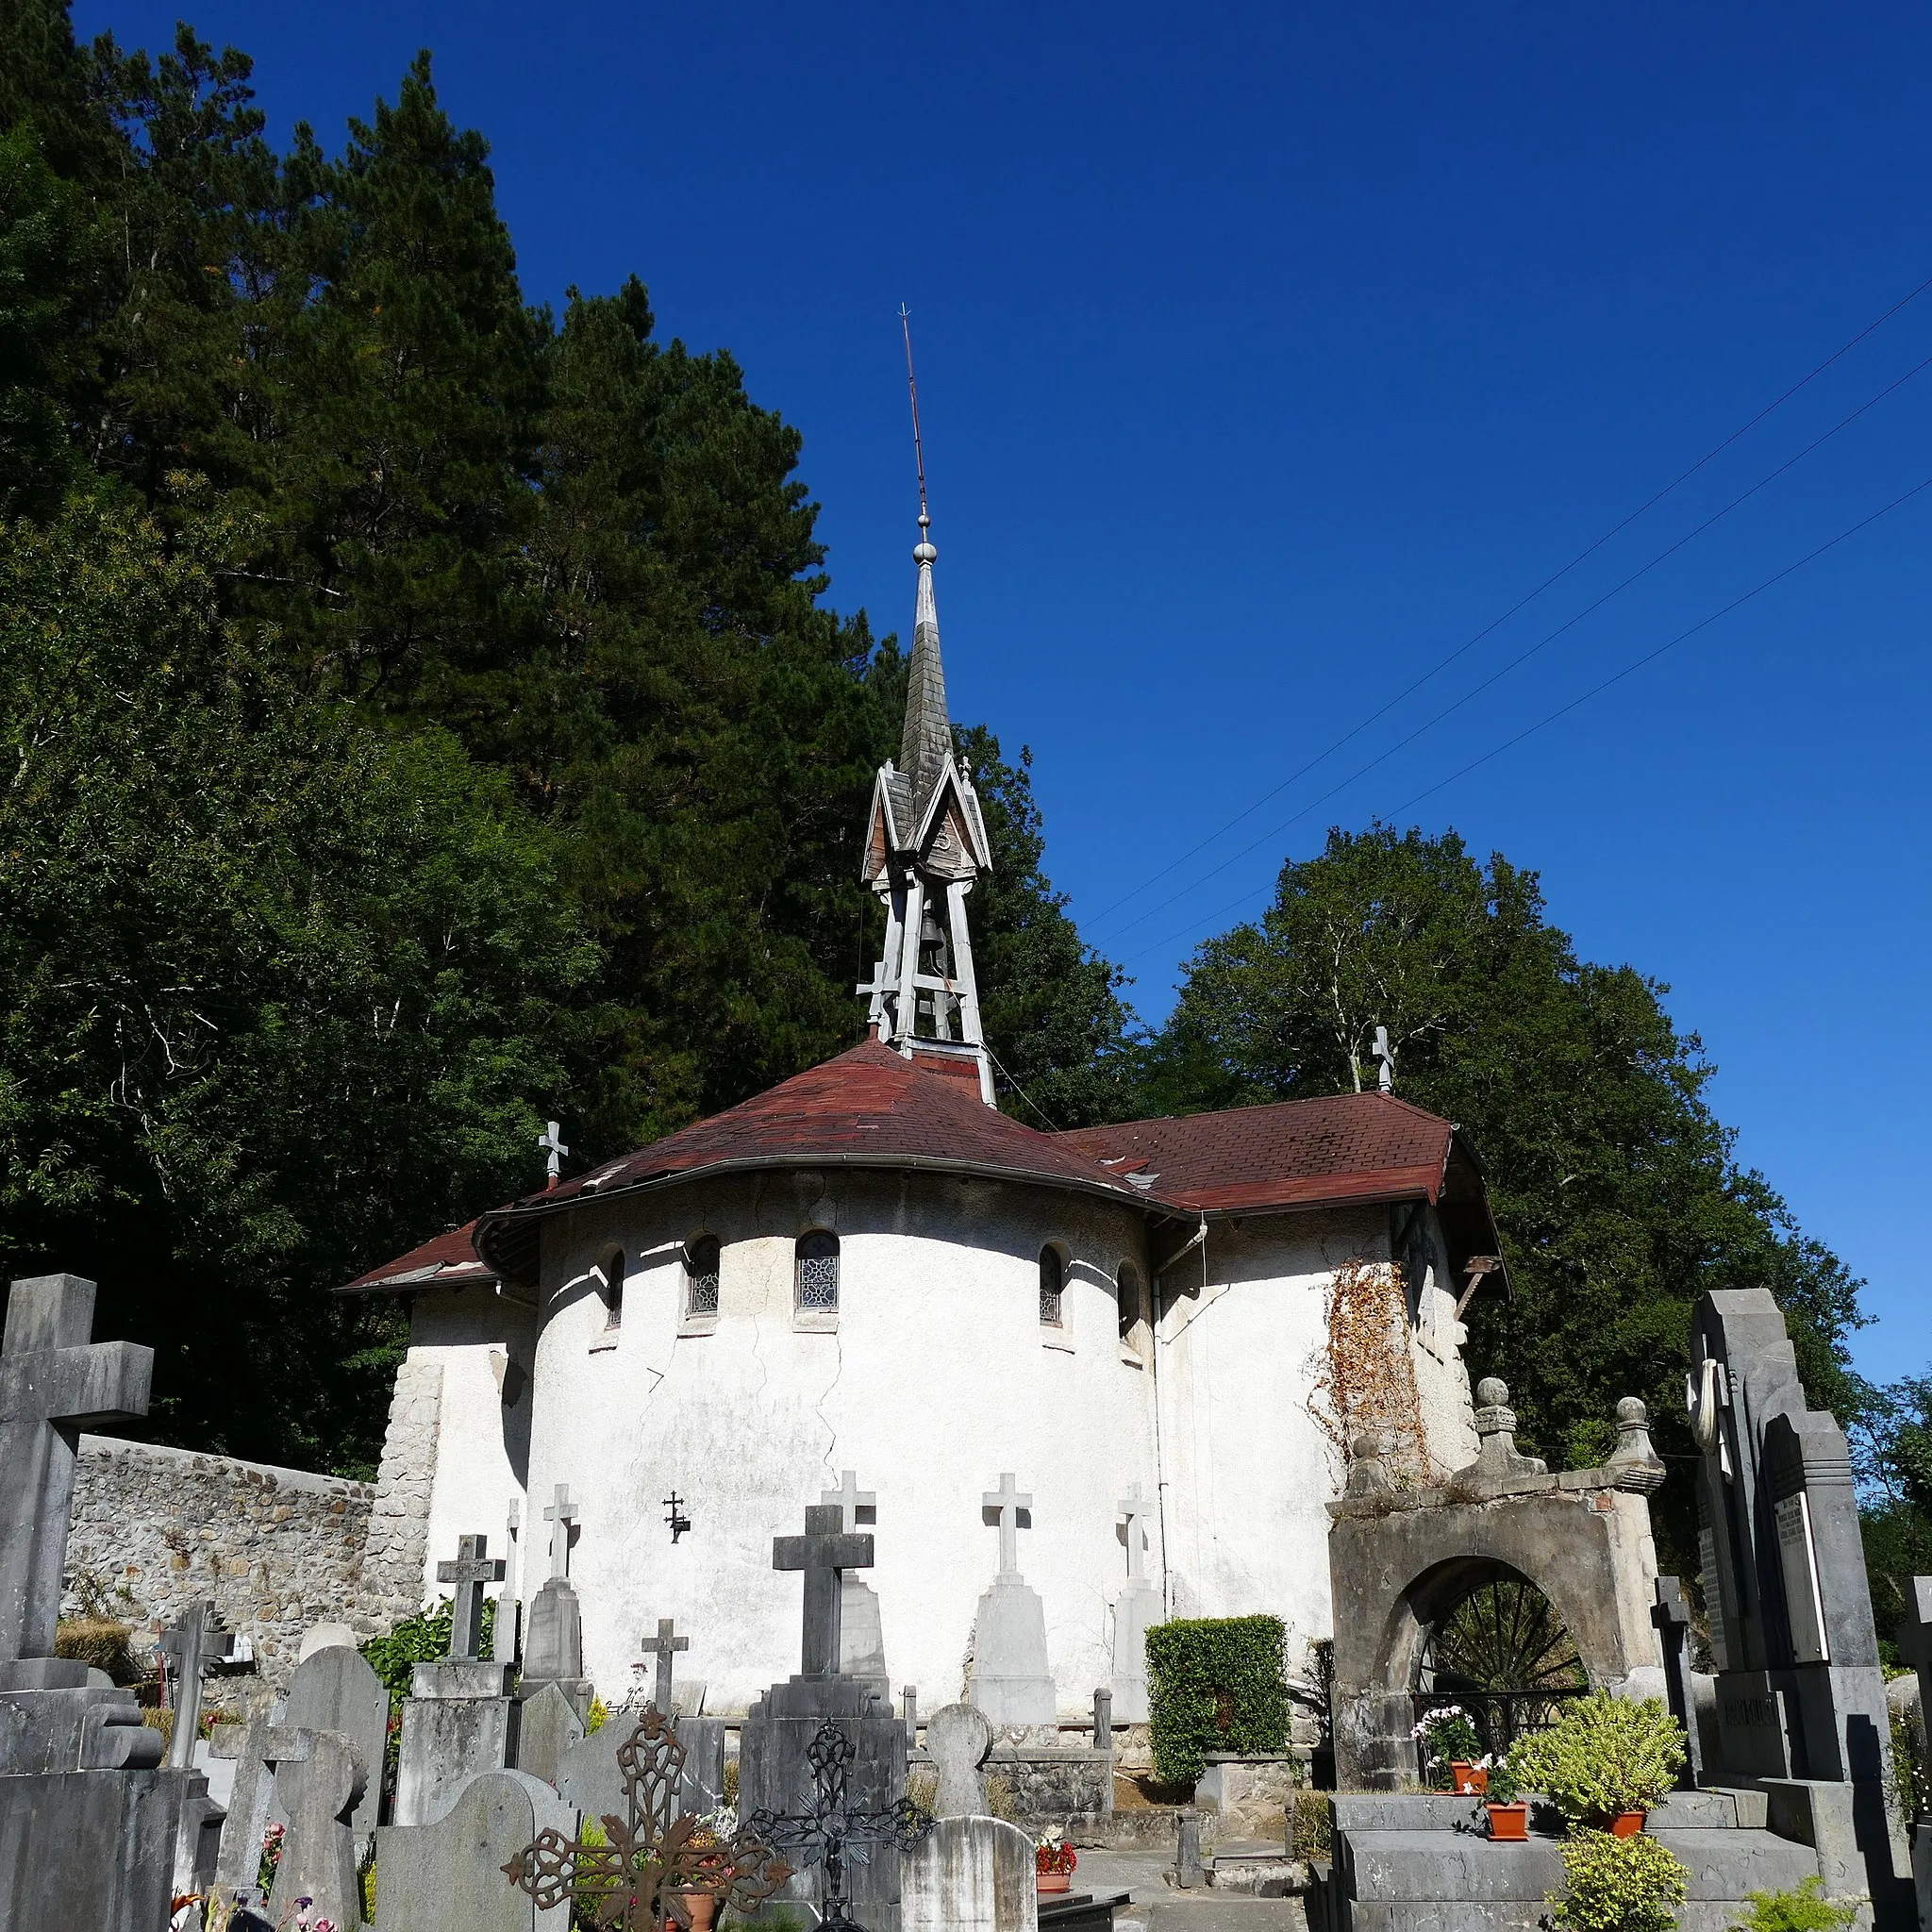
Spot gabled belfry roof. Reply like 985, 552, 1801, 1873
343, 1041, 1504, 1294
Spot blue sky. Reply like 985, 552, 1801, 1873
79, 0, 1932, 1381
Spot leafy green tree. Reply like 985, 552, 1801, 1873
1150, 824, 1866, 1562
1852, 1369, 1932, 1638
0, 493, 594, 1471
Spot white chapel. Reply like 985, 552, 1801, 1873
348, 505, 1501, 1722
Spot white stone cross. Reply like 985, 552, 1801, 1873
543, 1484, 577, 1580
1373, 1024, 1394, 1094
1118, 1482, 1152, 1583
983, 1473, 1033, 1577
0, 1274, 153, 1668
492, 1496, 521, 1665
819, 1469, 876, 1532
639, 1615, 690, 1712
538, 1119, 569, 1182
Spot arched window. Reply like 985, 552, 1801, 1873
598, 1247, 625, 1329
685, 1236, 721, 1318
795, 1230, 840, 1312
1117, 1261, 1146, 1360
1039, 1245, 1065, 1326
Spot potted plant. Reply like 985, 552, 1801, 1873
1509, 1694, 1685, 1835
1411, 1705, 1485, 1791
1035, 1828, 1078, 1895
679, 1807, 735, 1930
1481, 1752, 1529, 1840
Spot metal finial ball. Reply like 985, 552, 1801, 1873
1475, 1376, 1509, 1407
913, 541, 938, 564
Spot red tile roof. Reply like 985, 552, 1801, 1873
341, 1220, 497, 1292
1060, 1091, 1456, 1214
350, 1041, 1494, 1291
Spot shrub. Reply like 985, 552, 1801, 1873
1729, 1876, 1859, 1931
1551, 1828, 1688, 1932
358, 1598, 494, 1704
1510, 1693, 1685, 1820
1146, 1614, 1290, 1787
55, 1618, 142, 1684
1289, 1790, 1333, 1859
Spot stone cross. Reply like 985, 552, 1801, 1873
1093, 1687, 1114, 1752
0, 1274, 153, 1665
1118, 1482, 1151, 1582
901, 1684, 919, 1745
1650, 1577, 1701, 1789
773, 1502, 874, 1677
543, 1483, 577, 1581
983, 1473, 1032, 1576
1899, 1576, 1932, 1819
436, 1533, 505, 1660
492, 1495, 521, 1665
639, 1616, 689, 1712
819, 1468, 876, 1531
1373, 1024, 1394, 1093
538, 1119, 569, 1182
156, 1601, 235, 1771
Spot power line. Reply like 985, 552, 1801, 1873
1118, 471, 1932, 971
1084, 269, 1932, 930
1091, 343, 1932, 948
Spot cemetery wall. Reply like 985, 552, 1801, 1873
62, 1435, 413, 1689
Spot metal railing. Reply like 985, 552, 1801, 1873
1410, 1687, 1586, 1777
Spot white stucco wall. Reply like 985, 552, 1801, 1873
407, 1286, 538, 1602
391, 1169, 1489, 1717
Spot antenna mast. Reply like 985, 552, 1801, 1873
899, 304, 931, 530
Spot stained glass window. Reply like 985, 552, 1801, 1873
686, 1236, 721, 1317
796, 1230, 840, 1311
1040, 1246, 1064, 1325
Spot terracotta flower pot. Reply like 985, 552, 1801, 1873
1449, 1762, 1487, 1794
1486, 1802, 1529, 1841
1607, 1809, 1646, 1839
1038, 1871, 1072, 1894
681, 1890, 719, 1930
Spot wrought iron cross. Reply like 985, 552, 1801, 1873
504, 1707, 791, 1931
746, 1722, 933, 1932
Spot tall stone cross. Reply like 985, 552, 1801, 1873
983, 1473, 1032, 1577
1118, 1482, 1151, 1583
1649, 1577, 1701, 1789
544, 1484, 578, 1581
1373, 1024, 1395, 1094
1898, 1576, 1932, 1820
0, 1274, 153, 1668
156, 1601, 236, 1771
437, 1533, 505, 1660
492, 1496, 521, 1665
819, 1469, 876, 1532
640, 1616, 690, 1712
538, 1120, 569, 1184
773, 1503, 874, 1677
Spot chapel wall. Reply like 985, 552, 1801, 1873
521, 1168, 1161, 1718
61, 1435, 402, 1690
1405, 1209, 1482, 1476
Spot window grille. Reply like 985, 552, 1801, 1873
686, 1236, 721, 1317
1039, 1246, 1065, 1325
796, 1230, 840, 1311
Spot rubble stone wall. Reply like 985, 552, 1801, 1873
61, 1434, 417, 1690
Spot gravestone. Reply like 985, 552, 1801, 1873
1091, 1688, 1113, 1753
902, 1814, 1037, 1932
492, 1497, 521, 1667
1897, 1577, 1932, 1929
395, 1533, 518, 1827
924, 1702, 993, 1817
209, 1712, 277, 1893
741, 1503, 912, 1930
376, 1769, 574, 1932
1110, 1483, 1158, 1724
902, 1685, 919, 1750
1690, 1287, 1911, 1921
966, 1474, 1056, 1725
263, 1726, 365, 1932
522, 1487, 591, 1707
0, 1273, 201, 1932
513, 1680, 584, 1786
156, 1602, 236, 1772
638, 1616, 688, 1714
276, 1638, 391, 1843
822, 1469, 892, 1698
296, 1624, 356, 1664
1650, 1577, 1702, 1790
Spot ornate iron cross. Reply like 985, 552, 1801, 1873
746, 1722, 934, 1932
503, 1707, 791, 1931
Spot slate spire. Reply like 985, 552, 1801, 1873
900, 520, 954, 820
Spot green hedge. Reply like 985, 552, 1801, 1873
1146, 1614, 1290, 1786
